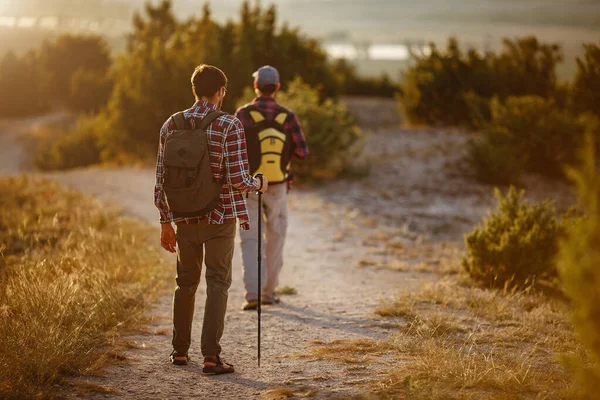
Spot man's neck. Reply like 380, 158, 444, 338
198, 97, 219, 108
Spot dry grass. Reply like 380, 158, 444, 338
375, 295, 416, 318
262, 387, 296, 399
297, 339, 394, 364
0, 176, 169, 399
275, 286, 298, 295
302, 271, 579, 399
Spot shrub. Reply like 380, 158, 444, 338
26, 116, 102, 170
558, 123, 600, 399
463, 187, 562, 288
67, 67, 113, 114
237, 77, 364, 181
572, 42, 600, 119
467, 96, 585, 184
0, 51, 50, 117
466, 131, 525, 185
399, 36, 563, 128
0, 176, 167, 399
0, 33, 111, 117
38, 34, 112, 106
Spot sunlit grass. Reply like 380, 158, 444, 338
0, 176, 169, 399
300, 270, 580, 399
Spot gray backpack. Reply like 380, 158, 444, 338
163, 110, 226, 218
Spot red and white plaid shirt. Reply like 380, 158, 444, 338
154, 101, 258, 230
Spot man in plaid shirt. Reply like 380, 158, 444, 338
235, 66, 309, 311
154, 65, 268, 373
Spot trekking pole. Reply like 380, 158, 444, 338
256, 174, 263, 367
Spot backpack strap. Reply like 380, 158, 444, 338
172, 112, 188, 130
274, 112, 288, 125
198, 110, 227, 131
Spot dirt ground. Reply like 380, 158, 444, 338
0, 98, 574, 399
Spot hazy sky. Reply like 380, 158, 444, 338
1, 0, 598, 45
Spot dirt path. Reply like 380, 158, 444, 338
0, 113, 66, 174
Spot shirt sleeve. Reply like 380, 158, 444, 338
286, 111, 309, 159
154, 117, 174, 224
223, 117, 259, 193
234, 106, 252, 129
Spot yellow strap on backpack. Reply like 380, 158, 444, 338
274, 112, 287, 124
249, 111, 265, 123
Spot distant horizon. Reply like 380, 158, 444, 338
0, 0, 598, 79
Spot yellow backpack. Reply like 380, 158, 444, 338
245, 107, 294, 184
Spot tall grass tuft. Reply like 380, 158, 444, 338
0, 176, 168, 399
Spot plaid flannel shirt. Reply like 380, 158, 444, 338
235, 96, 309, 166
154, 101, 258, 230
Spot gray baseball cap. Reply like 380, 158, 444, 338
253, 66, 280, 88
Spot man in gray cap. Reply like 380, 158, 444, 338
235, 66, 309, 310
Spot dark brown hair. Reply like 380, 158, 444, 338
191, 64, 228, 99
258, 83, 278, 95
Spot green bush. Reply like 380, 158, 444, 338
67, 67, 113, 114
467, 96, 585, 184
0, 51, 50, 117
558, 122, 600, 400
463, 187, 562, 288
466, 131, 525, 185
399, 36, 563, 127
572, 42, 600, 118
38, 34, 112, 106
0, 33, 111, 117
237, 77, 364, 181
27, 116, 102, 171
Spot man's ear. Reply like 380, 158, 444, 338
276, 83, 281, 91
253, 81, 259, 89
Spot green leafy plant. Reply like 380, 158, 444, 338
463, 187, 562, 288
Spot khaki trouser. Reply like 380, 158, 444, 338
240, 183, 288, 302
172, 220, 235, 357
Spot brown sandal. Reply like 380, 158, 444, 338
203, 356, 235, 375
170, 350, 189, 366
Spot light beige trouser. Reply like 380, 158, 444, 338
240, 183, 288, 302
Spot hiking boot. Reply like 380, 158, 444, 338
262, 293, 281, 305
241, 300, 259, 311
